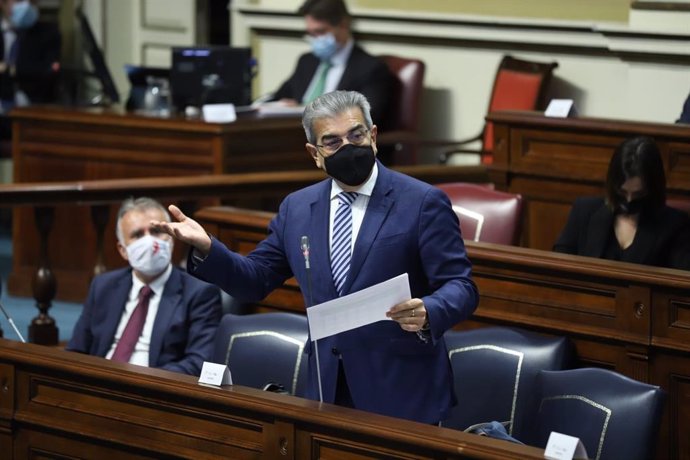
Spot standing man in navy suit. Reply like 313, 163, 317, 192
270, 0, 392, 127
154, 91, 478, 424
67, 197, 222, 376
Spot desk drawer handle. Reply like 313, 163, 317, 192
279, 437, 288, 456
634, 302, 645, 319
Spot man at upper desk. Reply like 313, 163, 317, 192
66, 197, 222, 376
268, 0, 392, 126
153, 90, 478, 424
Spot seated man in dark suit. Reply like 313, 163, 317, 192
270, 0, 392, 125
67, 197, 222, 376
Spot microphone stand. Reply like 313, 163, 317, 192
302, 236, 323, 403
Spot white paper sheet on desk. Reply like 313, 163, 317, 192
306, 273, 410, 342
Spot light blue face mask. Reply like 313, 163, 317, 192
307, 32, 338, 61
11, 1, 39, 30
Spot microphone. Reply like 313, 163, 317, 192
301, 235, 323, 403
0, 283, 26, 343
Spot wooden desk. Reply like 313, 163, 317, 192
487, 111, 690, 250
0, 339, 545, 459
195, 205, 690, 460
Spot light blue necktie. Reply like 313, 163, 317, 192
331, 192, 358, 296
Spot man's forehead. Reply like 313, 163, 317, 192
314, 108, 365, 138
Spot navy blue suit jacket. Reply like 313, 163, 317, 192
271, 45, 392, 126
67, 266, 222, 376
192, 163, 478, 423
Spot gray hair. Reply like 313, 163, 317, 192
302, 90, 373, 144
116, 197, 170, 244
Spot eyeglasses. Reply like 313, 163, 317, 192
315, 127, 369, 155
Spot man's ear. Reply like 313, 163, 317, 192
370, 124, 378, 154
306, 143, 321, 167
117, 241, 129, 262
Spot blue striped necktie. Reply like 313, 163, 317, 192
331, 191, 358, 296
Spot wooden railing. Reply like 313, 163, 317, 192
0, 164, 488, 344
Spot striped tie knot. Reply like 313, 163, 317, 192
331, 191, 358, 296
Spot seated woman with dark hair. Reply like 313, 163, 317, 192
553, 136, 690, 270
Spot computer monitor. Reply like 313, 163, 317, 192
77, 9, 119, 104
170, 46, 252, 111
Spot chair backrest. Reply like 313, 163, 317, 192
443, 326, 572, 438
379, 54, 425, 133
483, 55, 558, 153
525, 368, 665, 460
436, 182, 524, 245
211, 312, 309, 396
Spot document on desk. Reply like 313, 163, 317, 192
306, 273, 411, 341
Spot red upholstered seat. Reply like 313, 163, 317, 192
441, 55, 558, 165
376, 55, 425, 165
436, 182, 523, 245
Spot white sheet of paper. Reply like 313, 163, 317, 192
256, 101, 305, 116
544, 99, 575, 118
544, 431, 589, 460
306, 273, 411, 341
198, 361, 233, 386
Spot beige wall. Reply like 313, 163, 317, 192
354, 0, 630, 22
233, 1, 690, 162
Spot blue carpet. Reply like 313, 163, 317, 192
0, 233, 82, 343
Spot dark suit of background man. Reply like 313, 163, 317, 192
67, 197, 222, 376
153, 91, 479, 425
271, 0, 392, 127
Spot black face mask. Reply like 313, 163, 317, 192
323, 144, 375, 186
616, 196, 648, 215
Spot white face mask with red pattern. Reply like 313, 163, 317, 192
126, 234, 171, 276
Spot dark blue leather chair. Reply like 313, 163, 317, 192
443, 326, 572, 438
211, 313, 309, 396
524, 368, 665, 460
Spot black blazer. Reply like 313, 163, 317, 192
271, 44, 392, 125
0, 21, 61, 104
553, 196, 690, 270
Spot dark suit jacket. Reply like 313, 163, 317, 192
553, 196, 690, 270
271, 44, 392, 125
191, 162, 479, 424
66, 266, 222, 376
0, 21, 61, 104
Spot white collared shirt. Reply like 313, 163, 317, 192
105, 264, 173, 367
328, 161, 379, 256
302, 38, 354, 102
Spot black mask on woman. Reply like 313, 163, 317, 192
616, 196, 648, 215
323, 144, 376, 186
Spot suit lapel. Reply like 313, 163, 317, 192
309, 181, 336, 300
336, 46, 362, 90
100, 272, 132, 357
298, 55, 320, 101
585, 204, 613, 258
149, 268, 181, 367
343, 164, 394, 294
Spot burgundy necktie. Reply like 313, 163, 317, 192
111, 285, 153, 363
